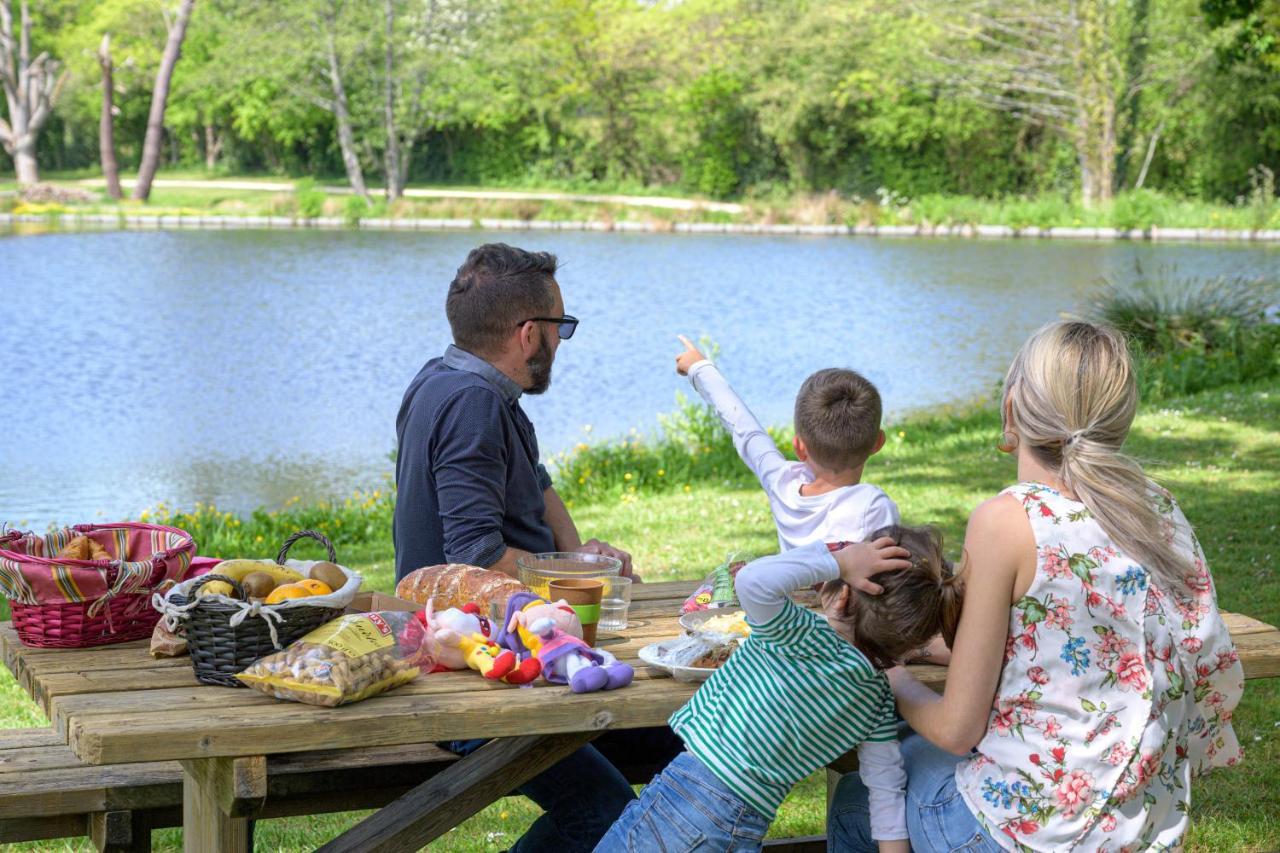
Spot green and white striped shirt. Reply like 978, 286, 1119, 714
670, 545, 898, 821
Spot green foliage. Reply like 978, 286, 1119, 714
678, 71, 761, 198
342, 194, 369, 225
10, 0, 1277, 207
294, 178, 325, 220
1087, 268, 1280, 399
1111, 189, 1166, 230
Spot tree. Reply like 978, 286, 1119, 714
98, 34, 121, 198
928, 0, 1131, 205
0, 0, 65, 186
134, 0, 195, 201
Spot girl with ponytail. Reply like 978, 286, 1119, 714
829, 320, 1244, 853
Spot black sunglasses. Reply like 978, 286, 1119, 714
516, 314, 579, 340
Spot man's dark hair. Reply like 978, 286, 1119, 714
793, 368, 882, 471
446, 243, 558, 355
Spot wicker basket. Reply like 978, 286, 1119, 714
163, 530, 357, 687
0, 523, 196, 649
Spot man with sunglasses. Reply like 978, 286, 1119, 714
393, 243, 674, 853
394, 242, 631, 581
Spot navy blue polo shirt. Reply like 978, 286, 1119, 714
393, 345, 555, 580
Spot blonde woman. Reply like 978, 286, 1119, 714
828, 321, 1244, 852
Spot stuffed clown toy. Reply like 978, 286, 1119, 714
423, 603, 541, 685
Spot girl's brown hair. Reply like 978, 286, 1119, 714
846, 525, 964, 670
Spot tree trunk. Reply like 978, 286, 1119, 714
382, 0, 401, 201
324, 25, 368, 199
1073, 0, 1119, 206
98, 34, 121, 199
1, 0, 65, 187
204, 123, 223, 170
13, 140, 37, 185
133, 0, 196, 201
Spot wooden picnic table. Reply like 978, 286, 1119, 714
2, 579, 1278, 853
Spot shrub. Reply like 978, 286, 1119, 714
1111, 189, 1166, 231
551, 392, 792, 507
294, 178, 326, 220
1086, 267, 1280, 399
343, 194, 369, 225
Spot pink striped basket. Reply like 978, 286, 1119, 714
0, 523, 196, 648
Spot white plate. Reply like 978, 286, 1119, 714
638, 639, 719, 683
679, 609, 748, 635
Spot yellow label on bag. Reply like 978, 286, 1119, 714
301, 613, 396, 658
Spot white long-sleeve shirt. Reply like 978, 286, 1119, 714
687, 360, 900, 551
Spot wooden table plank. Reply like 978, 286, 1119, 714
67, 676, 697, 764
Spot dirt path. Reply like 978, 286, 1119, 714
74, 177, 746, 214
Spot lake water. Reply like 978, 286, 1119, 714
1, 228, 1275, 529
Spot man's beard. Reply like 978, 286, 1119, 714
525, 335, 554, 395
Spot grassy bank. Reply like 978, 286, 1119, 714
2, 375, 1277, 851
3, 173, 1280, 231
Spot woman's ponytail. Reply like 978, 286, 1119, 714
1004, 321, 1189, 587
939, 569, 964, 650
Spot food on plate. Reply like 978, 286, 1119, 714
237, 611, 436, 706
214, 559, 304, 585
691, 644, 737, 669
56, 535, 111, 562
196, 580, 239, 599
308, 561, 347, 591
239, 571, 278, 600
698, 610, 750, 637
396, 563, 528, 613
297, 579, 333, 596
662, 633, 742, 669
264, 582, 316, 604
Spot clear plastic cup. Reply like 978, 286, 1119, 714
598, 576, 633, 632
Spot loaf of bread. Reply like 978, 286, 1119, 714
395, 564, 528, 613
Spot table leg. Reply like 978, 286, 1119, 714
179, 756, 266, 853
317, 731, 598, 853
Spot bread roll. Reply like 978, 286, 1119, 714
395, 564, 528, 613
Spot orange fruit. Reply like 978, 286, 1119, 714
264, 583, 311, 605
297, 579, 332, 596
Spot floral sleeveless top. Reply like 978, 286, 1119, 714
955, 483, 1243, 852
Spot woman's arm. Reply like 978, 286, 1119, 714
888, 494, 1032, 755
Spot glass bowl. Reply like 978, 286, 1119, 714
516, 552, 622, 599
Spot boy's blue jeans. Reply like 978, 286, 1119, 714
445, 727, 682, 853
594, 751, 770, 852
827, 733, 1003, 853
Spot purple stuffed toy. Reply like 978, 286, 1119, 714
500, 591, 633, 693
528, 617, 633, 693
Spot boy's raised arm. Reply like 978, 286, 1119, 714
675, 335, 789, 495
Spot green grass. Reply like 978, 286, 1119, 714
5, 173, 1280, 231
1, 378, 1277, 850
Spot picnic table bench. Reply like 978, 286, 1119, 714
2, 579, 1277, 852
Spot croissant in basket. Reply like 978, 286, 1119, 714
56, 535, 112, 562
395, 564, 528, 614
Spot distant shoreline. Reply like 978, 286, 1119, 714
3, 212, 1279, 242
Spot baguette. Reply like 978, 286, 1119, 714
395, 564, 528, 613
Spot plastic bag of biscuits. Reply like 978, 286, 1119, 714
237, 611, 438, 706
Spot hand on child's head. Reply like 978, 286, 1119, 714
832, 537, 912, 595
675, 335, 706, 376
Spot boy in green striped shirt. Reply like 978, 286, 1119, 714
595, 526, 963, 853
